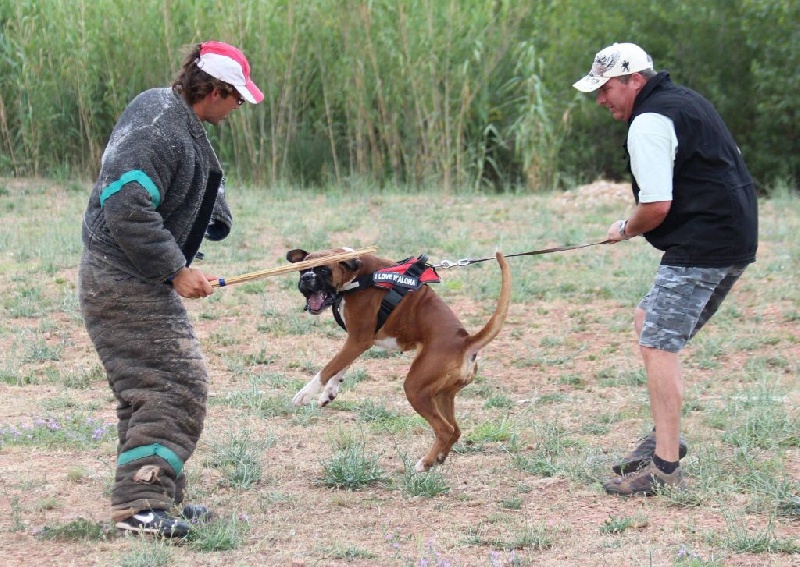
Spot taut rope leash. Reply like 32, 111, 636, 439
432, 240, 613, 269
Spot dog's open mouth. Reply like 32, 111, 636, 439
305, 290, 335, 315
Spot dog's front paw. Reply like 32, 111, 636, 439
317, 375, 342, 407
292, 374, 323, 406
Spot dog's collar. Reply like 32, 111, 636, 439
331, 279, 359, 331
341, 280, 361, 292
332, 294, 347, 331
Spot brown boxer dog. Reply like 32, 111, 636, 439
286, 247, 511, 471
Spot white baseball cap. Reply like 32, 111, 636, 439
573, 42, 654, 92
197, 41, 264, 104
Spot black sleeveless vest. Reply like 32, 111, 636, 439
626, 72, 758, 267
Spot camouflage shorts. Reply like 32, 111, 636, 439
638, 264, 748, 353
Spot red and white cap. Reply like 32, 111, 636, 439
197, 41, 264, 104
573, 43, 654, 92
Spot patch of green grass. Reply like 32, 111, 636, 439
777, 495, 800, 518
355, 399, 398, 422
596, 367, 646, 387
3, 285, 46, 317
42, 394, 103, 412
119, 539, 175, 567
340, 368, 369, 393
36, 518, 111, 541
511, 420, 592, 480
718, 513, 800, 554
34, 496, 61, 511
463, 378, 500, 399
557, 373, 585, 388
206, 428, 275, 489
0, 366, 28, 385
600, 516, 633, 535
512, 452, 558, 478
581, 422, 611, 435
211, 386, 297, 418
397, 457, 450, 498
498, 497, 523, 510
23, 338, 63, 363
61, 364, 105, 389
187, 513, 250, 552
463, 519, 554, 551
712, 381, 799, 452
482, 393, 514, 409
291, 403, 324, 427
535, 392, 569, 405
361, 347, 402, 359
319, 432, 386, 490
252, 371, 298, 389
370, 413, 426, 434
326, 545, 378, 560
465, 419, 515, 443
256, 311, 324, 336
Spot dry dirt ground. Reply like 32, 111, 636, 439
0, 179, 797, 566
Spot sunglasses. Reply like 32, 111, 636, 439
221, 87, 244, 106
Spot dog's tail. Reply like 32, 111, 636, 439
467, 251, 511, 354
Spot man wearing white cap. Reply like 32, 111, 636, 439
79, 41, 263, 536
573, 43, 758, 496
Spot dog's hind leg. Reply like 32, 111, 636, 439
433, 389, 461, 464
404, 365, 458, 472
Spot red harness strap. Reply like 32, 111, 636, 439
332, 255, 440, 332
372, 256, 441, 290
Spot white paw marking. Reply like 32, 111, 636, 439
292, 374, 322, 406
318, 372, 345, 406
373, 337, 400, 351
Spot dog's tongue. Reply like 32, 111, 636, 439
307, 292, 327, 313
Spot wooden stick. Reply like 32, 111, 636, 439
210, 246, 378, 288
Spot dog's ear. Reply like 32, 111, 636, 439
286, 249, 309, 263
340, 258, 361, 272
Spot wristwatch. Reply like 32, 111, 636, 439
618, 219, 629, 238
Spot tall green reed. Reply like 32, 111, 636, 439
0, 0, 558, 190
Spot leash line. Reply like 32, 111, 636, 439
433, 240, 613, 269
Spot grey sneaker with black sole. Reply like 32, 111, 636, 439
612, 428, 688, 475
116, 509, 191, 538
604, 461, 686, 496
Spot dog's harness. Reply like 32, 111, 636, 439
332, 255, 440, 332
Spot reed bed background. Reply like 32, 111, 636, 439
0, 0, 797, 190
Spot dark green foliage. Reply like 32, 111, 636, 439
0, 0, 795, 189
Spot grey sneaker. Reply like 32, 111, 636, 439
116, 509, 191, 538
604, 461, 686, 496
612, 428, 688, 475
